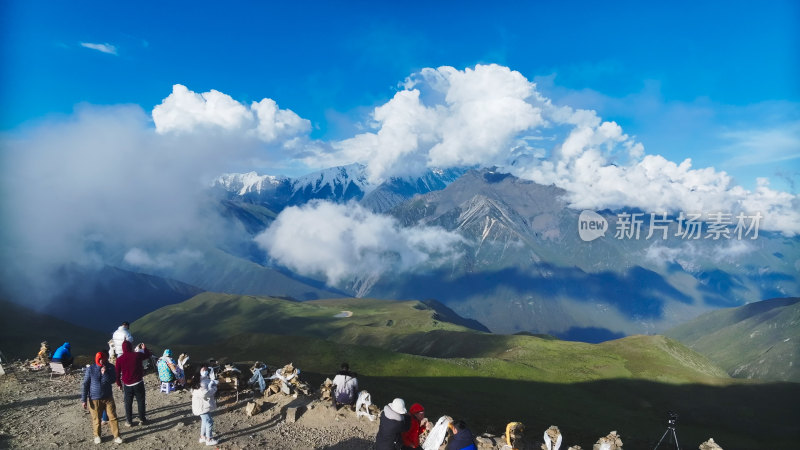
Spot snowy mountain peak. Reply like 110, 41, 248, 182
290, 163, 372, 195
214, 171, 287, 195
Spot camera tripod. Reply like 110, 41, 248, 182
653, 423, 680, 450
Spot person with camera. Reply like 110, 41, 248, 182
115, 340, 152, 427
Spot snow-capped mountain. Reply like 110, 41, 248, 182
214, 172, 289, 196
214, 164, 467, 214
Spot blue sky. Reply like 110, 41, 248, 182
2, 0, 798, 191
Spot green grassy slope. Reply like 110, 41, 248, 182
134, 292, 727, 384
0, 299, 109, 360
666, 297, 800, 382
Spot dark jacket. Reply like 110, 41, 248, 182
446, 428, 477, 450
376, 406, 410, 450
81, 363, 116, 402
115, 340, 151, 387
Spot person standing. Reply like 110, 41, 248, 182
112, 322, 133, 357
81, 352, 123, 444
191, 364, 220, 446
401, 403, 429, 449
115, 340, 151, 426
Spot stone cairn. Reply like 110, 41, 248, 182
319, 378, 334, 402
265, 362, 311, 397
592, 431, 622, 450
698, 438, 723, 450
29, 341, 50, 370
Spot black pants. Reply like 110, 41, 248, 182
123, 382, 146, 424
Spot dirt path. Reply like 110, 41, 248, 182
0, 365, 379, 449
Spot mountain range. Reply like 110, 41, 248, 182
212, 165, 799, 342
6, 164, 798, 345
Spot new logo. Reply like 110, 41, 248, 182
578, 210, 608, 242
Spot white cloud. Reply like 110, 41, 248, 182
152, 84, 310, 144
309, 64, 546, 184
721, 121, 800, 167
123, 248, 203, 269
253, 201, 465, 286
0, 104, 263, 304
294, 64, 799, 235
80, 42, 118, 55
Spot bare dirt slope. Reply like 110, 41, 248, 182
0, 366, 380, 449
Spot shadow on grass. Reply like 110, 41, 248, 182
334, 375, 800, 450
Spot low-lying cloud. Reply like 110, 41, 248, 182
253, 201, 465, 285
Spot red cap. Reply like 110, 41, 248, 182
409, 403, 424, 414
95, 352, 104, 366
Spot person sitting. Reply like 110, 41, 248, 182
446, 420, 477, 450
51, 342, 73, 368
157, 349, 185, 387
402, 403, 430, 449
375, 398, 411, 450
332, 362, 359, 409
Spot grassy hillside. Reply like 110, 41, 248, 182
666, 297, 800, 382
129, 293, 800, 449
0, 299, 109, 361
134, 292, 727, 384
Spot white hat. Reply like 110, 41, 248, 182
389, 398, 407, 415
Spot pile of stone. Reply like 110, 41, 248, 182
698, 438, 723, 449
28, 341, 50, 370
265, 362, 311, 397
592, 430, 622, 450
319, 378, 334, 401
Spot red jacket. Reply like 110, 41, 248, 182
401, 403, 426, 448
115, 340, 151, 387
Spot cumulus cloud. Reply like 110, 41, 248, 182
80, 42, 118, 55
295, 64, 798, 235
253, 201, 465, 286
152, 84, 311, 144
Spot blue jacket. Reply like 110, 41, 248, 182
446, 428, 477, 450
81, 364, 116, 402
52, 342, 71, 361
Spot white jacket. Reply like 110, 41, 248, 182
191, 378, 218, 416
332, 373, 358, 402
112, 326, 133, 356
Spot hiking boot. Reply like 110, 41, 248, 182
140, 419, 149, 426
94, 437, 101, 444
205, 438, 219, 446
114, 436, 123, 444
199, 437, 206, 444
124, 421, 133, 427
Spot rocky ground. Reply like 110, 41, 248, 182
0, 363, 726, 450
0, 365, 381, 449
